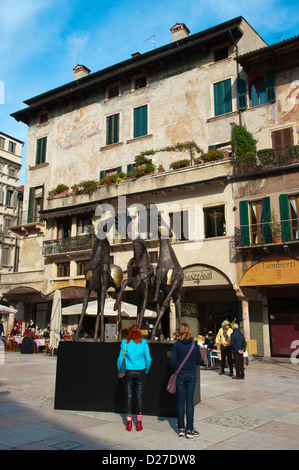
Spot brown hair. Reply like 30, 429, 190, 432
127, 324, 143, 344
176, 323, 193, 341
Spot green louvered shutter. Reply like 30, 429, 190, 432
237, 78, 247, 111
279, 194, 291, 241
100, 170, 106, 180
106, 114, 119, 145
27, 188, 35, 223
240, 200, 250, 246
214, 79, 232, 116
266, 69, 276, 103
263, 196, 272, 243
127, 163, 134, 174
134, 105, 148, 138
36, 137, 47, 165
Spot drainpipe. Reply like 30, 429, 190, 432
229, 30, 242, 126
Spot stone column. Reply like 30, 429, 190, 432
241, 299, 250, 340
7, 313, 15, 335
262, 294, 271, 357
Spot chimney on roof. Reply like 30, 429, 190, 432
73, 64, 91, 80
170, 23, 190, 42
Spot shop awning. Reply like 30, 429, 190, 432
62, 298, 156, 318
0, 305, 18, 314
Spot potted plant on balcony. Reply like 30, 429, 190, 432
170, 159, 190, 170
71, 184, 80, 192
158, 164, 165, 173
55, 183, 69, 194
269, 209, 281, 243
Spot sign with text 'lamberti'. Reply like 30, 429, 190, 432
240, 256, 299, 286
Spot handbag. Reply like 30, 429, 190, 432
167, 340, 195, 394
118, 341, 127, 378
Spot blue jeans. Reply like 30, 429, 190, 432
176, 374, 197, 431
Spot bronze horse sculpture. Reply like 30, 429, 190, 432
114, 236, 154, 327
150, 213, 184, 340
75, 215, 123, 342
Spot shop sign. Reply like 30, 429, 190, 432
183, 265, 230, 287
240, 256, 299, 286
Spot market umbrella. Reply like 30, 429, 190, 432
62, 297, 156, 318
49, 290, 62, 351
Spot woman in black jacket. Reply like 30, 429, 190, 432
170, 323, 203, 439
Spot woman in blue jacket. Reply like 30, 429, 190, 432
117, 324, 152, 431
170, 323, 203, 439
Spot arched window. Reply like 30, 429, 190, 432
250, 77, 267, 107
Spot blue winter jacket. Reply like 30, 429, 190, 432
170, 338, 203, 376
117, 338, 152, 373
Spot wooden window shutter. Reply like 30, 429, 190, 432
237, 78, 247, 111
266, 69, 276, 103
272, 127, 294, 157
279, 194, 291, 242
239, 200, 250, 246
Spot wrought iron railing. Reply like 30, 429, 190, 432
43, 234, 96, 255
233, 145, 299, 175
235, 218, 299, 248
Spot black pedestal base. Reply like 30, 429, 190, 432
54, 341, 200, 417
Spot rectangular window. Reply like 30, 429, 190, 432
8, 141, 16, 153
289, 195, 299, 240
213, 79, 232, 116
105, 82, 121, 100
240, 197, 272, 246
204, 206, 225, 238
106, 113, 120, 145
1, 246, 10, 266
5, 189, 13, 206
28, 186, 44, 223
57, 217, 71, 239
133, 105, 148, 138
271, 127, 294, 159
214, 46, 228, 62
39, 112, 49, 124
77, 260, 87, 275
57, 262, 70, 277
0, 137, 5, 149
169, 210, 189, 241
77, 217, 92, 235
35, 136, 47, 165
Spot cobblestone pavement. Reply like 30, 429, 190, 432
0, 349, 298, 450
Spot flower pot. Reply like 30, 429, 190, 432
158, 168, 165, 173
223, 153, 230, 159
272, 236, 280, 243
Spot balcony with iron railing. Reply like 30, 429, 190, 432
43, 234, 96, 256
235, 218, 299, 252
232, 145, 299, 175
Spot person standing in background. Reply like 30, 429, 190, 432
231, 323, 246, 380
216, 320, 233, 376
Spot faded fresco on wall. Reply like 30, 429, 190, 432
279, 79, 299, 127
55, 104, 101, 151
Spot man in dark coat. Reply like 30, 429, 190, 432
231, 323, 247, 379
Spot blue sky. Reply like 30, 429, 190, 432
0, 0, 298, 185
